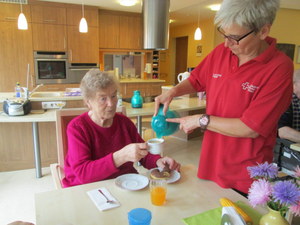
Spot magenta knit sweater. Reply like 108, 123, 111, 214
62, 112, 160, 187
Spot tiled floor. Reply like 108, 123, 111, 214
0, 167, 55, 225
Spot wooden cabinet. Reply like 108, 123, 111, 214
99, 10, 142, 49
31, 5, 66, 24
0, 21, 33, 92
67, 7, 98, 27
32, 23, 67, 51
99, 13, 119, 49
0, 3, 31, 22
120, 82, 163, 98
119, 15, 142, 49
31, 4, 67, 51
67, 6, 99, 64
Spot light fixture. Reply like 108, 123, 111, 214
119, 0, 137, 7
18, 2, 28, 30
194, 8, 202, 40
79, 3, 88, 33
209, 4, 221, 11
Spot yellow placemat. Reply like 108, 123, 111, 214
182, 201, 262, 225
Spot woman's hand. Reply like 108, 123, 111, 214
154, 90, 176, 116
113, 143, 148, 167
156, 156, 181, 172
167, 114, 201, 134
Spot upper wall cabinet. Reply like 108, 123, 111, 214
67, 7, 98, 27
31, 5, 67, 51
67, 6, 99, 64
99, 10, 142, 50
31, 5, 66, 24
99, 13, 119, 49
0, 3, 31, 22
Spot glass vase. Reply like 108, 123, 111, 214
259, 207, 289, 225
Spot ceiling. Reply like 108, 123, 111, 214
40, 0, 300, 27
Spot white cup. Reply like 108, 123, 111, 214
147, 138, 164, 155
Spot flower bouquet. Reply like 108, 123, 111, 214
247, 162, 300, 218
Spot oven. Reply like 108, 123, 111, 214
34, 51, 70, 84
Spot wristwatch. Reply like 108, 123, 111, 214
199, 114, 210, 131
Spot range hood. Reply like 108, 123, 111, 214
143, 0, 170, 50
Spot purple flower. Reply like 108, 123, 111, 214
247, 162, 278, 179
273, 181, 300, 206
248, 179, 272, 207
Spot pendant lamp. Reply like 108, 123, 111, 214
18, 2, 28, 30
194, 9, 202, 40
79, 3, 88, 33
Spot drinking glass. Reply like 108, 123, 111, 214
150, 179, 167, 206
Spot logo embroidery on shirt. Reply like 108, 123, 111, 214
212, 73, 222, 78
242, 82, 259, 93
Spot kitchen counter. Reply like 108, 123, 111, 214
0, 92, 83, 102
119, 78, 165, 83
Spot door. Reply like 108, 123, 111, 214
175, 36, 188, 85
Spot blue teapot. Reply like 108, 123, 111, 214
151, 105, 179, 138
131, 90, 143, 108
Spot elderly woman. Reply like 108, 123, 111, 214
63, 69, 180, 187
154, 0, 293, 196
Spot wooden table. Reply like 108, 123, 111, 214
35, 164, 261, 225
0, 110, 56, 178
124, 97, 206, 134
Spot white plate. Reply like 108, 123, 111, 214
115, 174, 149, 191
148, 168, 181, 184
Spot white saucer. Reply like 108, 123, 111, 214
115, 174, 149, 191
148, 168, 181, 183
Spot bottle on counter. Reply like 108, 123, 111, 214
15, 82, 21, 98
131, 90, 143, 108
117, 92, 123, 107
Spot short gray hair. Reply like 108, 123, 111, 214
214, 0, 280, 32
293, 69, 300, 83
80, 69, 119, 99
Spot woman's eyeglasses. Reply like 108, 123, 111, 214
217, 27, 255, 45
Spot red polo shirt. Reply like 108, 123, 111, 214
189, 37, 293, 193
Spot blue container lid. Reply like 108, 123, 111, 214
128, 208, 152, 224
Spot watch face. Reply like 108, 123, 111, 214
200, 116, 208, 125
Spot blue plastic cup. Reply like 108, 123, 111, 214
128, 208, 152, 225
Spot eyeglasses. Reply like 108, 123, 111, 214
217, 27, 255, 45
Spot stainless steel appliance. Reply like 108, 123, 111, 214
68, 63, 99, 83
34, 51, 70, 84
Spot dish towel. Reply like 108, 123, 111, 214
182, 201, 262, 225
87, 187, 120, 211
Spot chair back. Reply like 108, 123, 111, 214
53, 106, 126, 188
55, 108, 88, 181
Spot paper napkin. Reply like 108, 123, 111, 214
87, 187, 120, 211
182, 201, 262, 225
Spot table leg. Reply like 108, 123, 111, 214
137, 115, 142, 134
136, 115, 142, 167
32, 122, 42, 178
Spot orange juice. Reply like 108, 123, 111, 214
150, 186, 166, 206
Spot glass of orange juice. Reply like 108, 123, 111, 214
150, 179, 167, 206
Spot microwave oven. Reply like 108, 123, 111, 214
34, 51, 71, 84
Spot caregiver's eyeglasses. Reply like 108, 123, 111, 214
217, 27, 255, 45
